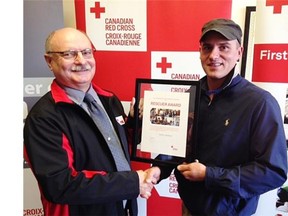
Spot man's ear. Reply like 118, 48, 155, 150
44, 54, 53, 71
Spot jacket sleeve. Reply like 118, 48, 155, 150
205, 93, 287, 198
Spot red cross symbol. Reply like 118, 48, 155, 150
266, 0, 288, 13
156, 57, 172, 74
90, 2, 105, 19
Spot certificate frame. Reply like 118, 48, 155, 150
241, 6, 256, 81
131, 78, 200, 166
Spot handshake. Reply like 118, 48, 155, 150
136, 167, 161, 199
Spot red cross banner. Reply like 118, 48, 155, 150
85, 0, 147, 51
252, 0, 288, 83
151, 51, 204, 81
250, 1, 288, 215
74, 0, 232, 215
75, 0, 232, 101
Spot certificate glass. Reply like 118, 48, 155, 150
131, 79, 200, 166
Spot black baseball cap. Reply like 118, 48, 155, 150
200, 18, 242, 44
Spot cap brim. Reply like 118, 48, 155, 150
200, 28, 236, 42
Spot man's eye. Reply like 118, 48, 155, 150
219, 46, 229, 51
82, 50, 92, 56
202, 46, 211, 51
62, 52, 74, 57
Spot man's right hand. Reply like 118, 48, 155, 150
136, 170, 154, 199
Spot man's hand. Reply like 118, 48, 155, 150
177, 161, 206, 181
144, 166, 161, 185
136, 170, 153, 199
136, 167, 161, 199
129, 97, 143, 119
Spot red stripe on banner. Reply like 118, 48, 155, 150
148, 191, 182, 216
252, 44, 288, 83
266, 0, 288, 14
92, 51, 151, 101
75, 0, 86, 32
148, 0, 232, 51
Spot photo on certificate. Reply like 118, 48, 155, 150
131, 78, 200, 166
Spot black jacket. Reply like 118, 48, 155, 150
24, 80, 139, 216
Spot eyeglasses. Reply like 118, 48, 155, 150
47, 48, 95, 60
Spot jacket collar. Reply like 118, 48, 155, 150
50, 79, 113, 104
200, 67, 241, 96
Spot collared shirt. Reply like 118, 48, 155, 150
63, 84, 119, 141
63, 85, 104, 112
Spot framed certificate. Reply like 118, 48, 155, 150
131, 78, 200, 166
